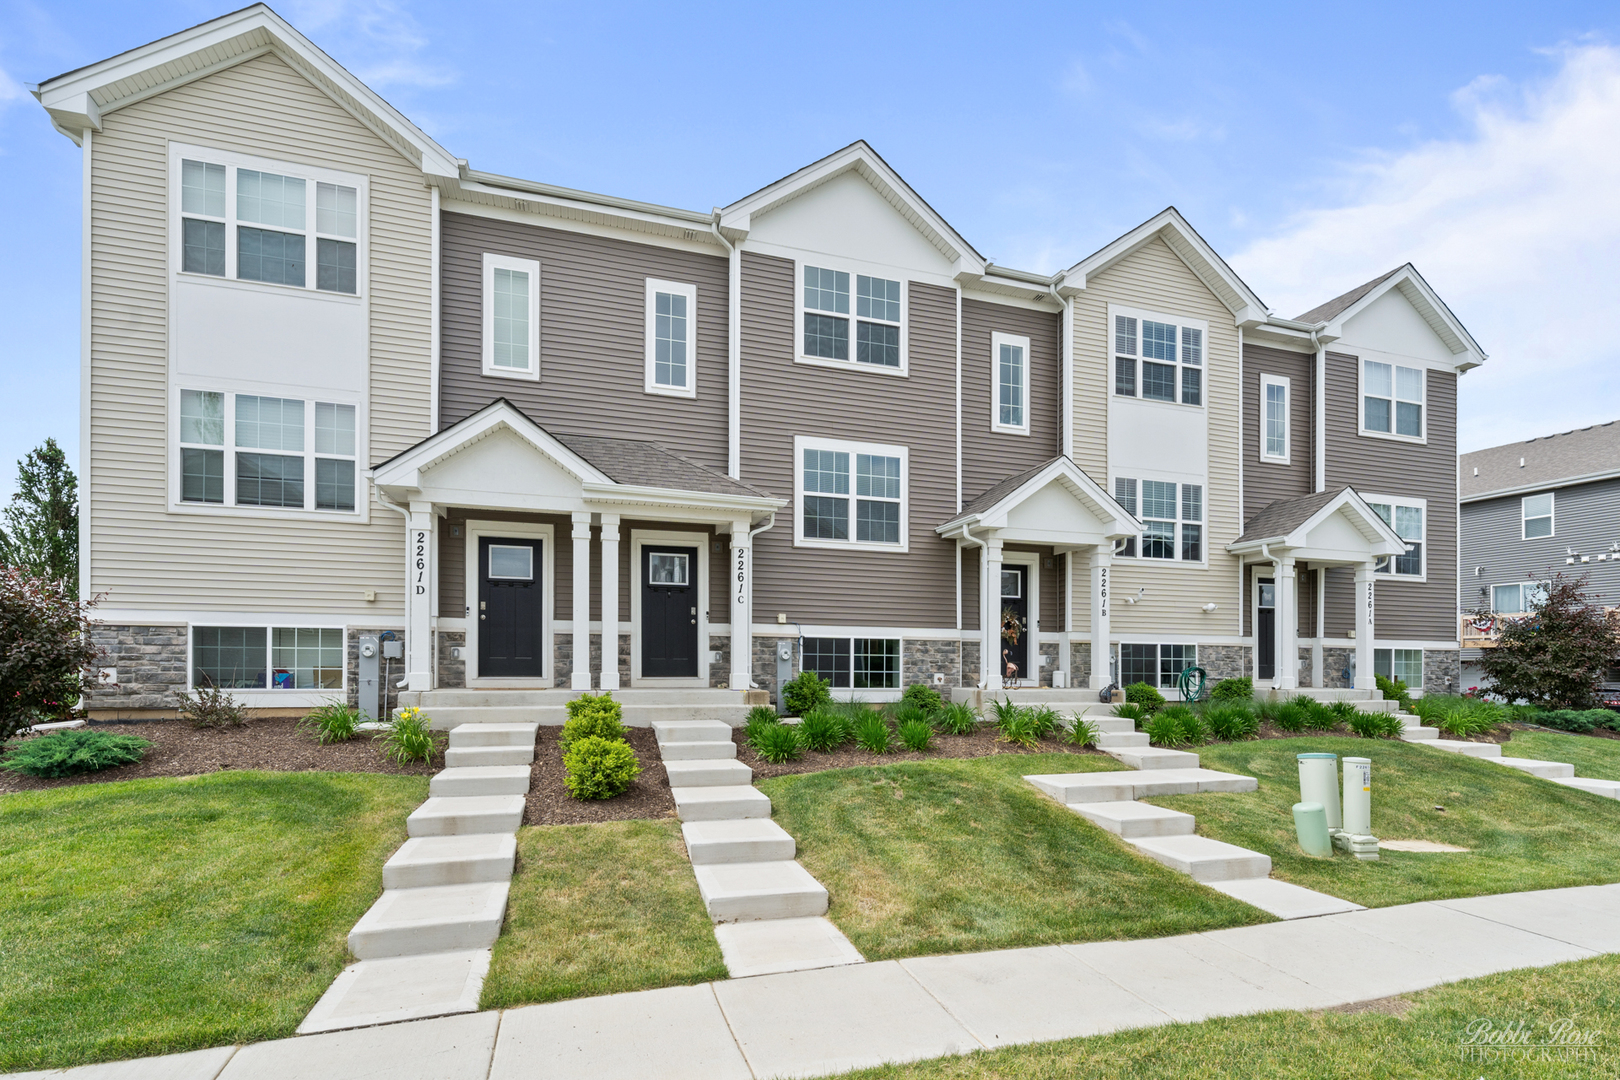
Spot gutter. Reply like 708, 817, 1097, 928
712, 212, 742, 479
1050, 279, 1073, 459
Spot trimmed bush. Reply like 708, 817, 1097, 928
178, 685, 246, 729
563, 735, 641, 799
1066, 715, 1101, 748
897, 718, 934, 752
782, 671, 832, 716
797, 708, 852, 751
901, 683, 945, 714
560, 693, 626, 751
744, 711, 781, 747
376, 706, 441, 764
934, 701, 979, 735
1209, 677, 1254, 702
750, 721, 803, 764
1, 729, 151, 778
1533, 709, 1602, 734
1204, 703, 1259, 741
1376, 674, 1415, 713
299, 701, 360, 744
1124, 682, 1166, 712
853, 712, 892, 753
1349, 710, 1406, 739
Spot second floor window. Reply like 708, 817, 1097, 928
991, 331, 1030, 434
796, 437, 907, 550
482, 253, 541, 380
645, 279, 697, 397
1492, 581, 1547, 614
1367, 496, 1424, 577
1522, 492, 1554, 538
802, 265, 904, 370
1114, 476, 1202, 562
1261, 374, 1290, 462
1113, 313, 1203, 406
1362, 360, 1424, 439
177, 389, 358, 514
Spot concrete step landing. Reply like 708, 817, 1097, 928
1551, 776, 1620, 799
347, 881, 510, 960
1206, 877, 1365, 919
1107, 747, 1202, 770
1069, 800, 1196, 839
383, 834, 517, 889
1128, 834, 1272, 883
1429, 740, 1504, 758
1400, 726, 1441, 741
445, 744, 535, 768
429, 765, 532, 798
660, 740, 738, 761
447, 722, 540, 747
693, 860, 829, 922
664, 759, 754, 789
672, 784, 773, 822
1026, 768, 1259, 805
654, 720, 735, 744
1495, 757, 1576, 779
407, 795, 526, 837
713, 916, 864, 979
1093, 732, 1151, 750
298, 949, 491, 1034
683, 818, 797, 864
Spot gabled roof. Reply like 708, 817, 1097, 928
937, 457, 1140, 539
30, 3, 459, 179
1461, 421, 1620, 502
1295, 263, 1486, 372
551, 433, 773, 499
1294, 268, 1403, 325
1228, 487, 1404, 556
1062, 208, 1268, 326
717, 141, 986, 273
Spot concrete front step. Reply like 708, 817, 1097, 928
403, 688, 753, 708
664, 759, 754, 788
1429, 740, 1504, 758
383, 834, 518, 889
1107, 747, 1202, 770
1128, 834, 1272, 883
624, 705, 753, 726
407, 795, 526, 837
347, 881, 510, 959
1093, 732, 1151, 750
1400, 727, 1441, 741
445, 744, 535, 768
654, 720, 736, 744
1091, 717, 1139, 734
429, 765, 533, 798
447, 722, 540, 747
693, 860, 829, 922
712, 916, 865, 979
1271, 688, 1383, 703
1026, 768, 1259, 804
423, 706, 569, 730
683, 818, 797, 864
1069, 800, 1196, 838
298, 949, 491, 1034
1494, 757, 1576, 779
672, 784, 773, 821
1551, 776, 1620, 799
659, 740, 738, 761
1206, 877, 1365, 919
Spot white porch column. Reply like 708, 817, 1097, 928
1276, 556, 1298, 690
570, 511, 592, 691
405, 501, 435, 692
983, 535, 1004, 690
729, 518, 753, 691
1089, 549, 1112, 690
1354, 561, 1377, 691
598, 514, 621, 691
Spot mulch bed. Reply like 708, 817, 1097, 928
524, 726, 675, 826
0, 716, 439, 795
736, 725, 1109, 780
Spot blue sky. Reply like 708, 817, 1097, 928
3, 0, 1620, 499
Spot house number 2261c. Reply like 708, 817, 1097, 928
735, 547, 747, 606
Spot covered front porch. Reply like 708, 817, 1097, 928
371, 400, 783, 695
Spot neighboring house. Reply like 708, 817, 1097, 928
32, 6, 1484, 717
1459, 422, 1620, 693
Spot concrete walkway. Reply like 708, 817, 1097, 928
15, 883, 1619, 1080
1394, 707, 1620, 798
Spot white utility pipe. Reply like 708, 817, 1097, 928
1343, 756, 1372, 835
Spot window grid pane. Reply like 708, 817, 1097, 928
803, 267, 849, 314
493, 268, 530, 369
1181, 523, 1202, 562
1142, 521, 1176, 559
998, 344, 1024, 426
193, 626, 267, 689
315, 182, 358, 237
855, 321, 899, 367
1180, 327, 1202, 365
314, 402, 356, 456
1114, 357, 1136, 396
237, 169, 305, 229
316, 238, 357, 294
1114, 316, 1137, 356
1180, 366, 1201, 406
1142, 321, 1176, 361
1392, 649, 1422, 683
803, 449, 850, 494
182, 218, 226, 276
238, 226, 306, 286
315, 458, 355, 511
803, 496, 849, 540
271, 627, 343, 690
655, 291, 688, 387
1181, 484, 1203, 523
1160, 644, 1196, 688
804, 313, 849, 359
1493, 585, 1522, 614
1142, 481, 1177, 520
236, 453, 304, 508
853, 639, 900, 689
803, 637, 851, 688
1364, 396, 1391, 433
181, 160, 226, 218
236, 395, 304, 451
181, 448, 224, 504
181, 390, 224, 445
855, 455, 900, 499
1395, 401, 1422, 437
1121, 643, 1156, 687
1142, 361, 1176, 402
855, 500, 899, 544
855, 276, 901, 322
1114, 478, 1137, 516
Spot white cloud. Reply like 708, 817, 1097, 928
283, 0, 455, 89
1231, 42, 1620, 452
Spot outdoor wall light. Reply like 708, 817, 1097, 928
1202, 603, 1219, 613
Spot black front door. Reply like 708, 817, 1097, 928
642, 545, 698, 678
1000, 565, 1029, 684
478, 537, 544, 678
1257, 578, 1276, 681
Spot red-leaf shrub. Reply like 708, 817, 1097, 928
0, 568, 100, 741
1475, 572, 1620, 710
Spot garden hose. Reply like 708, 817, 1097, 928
1178, 665, 1208, 703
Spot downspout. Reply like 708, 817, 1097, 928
712, 213, 741, 479
1312, 329, 1326, 493
1049, 280, 1072, 460
375, 488, 414, 691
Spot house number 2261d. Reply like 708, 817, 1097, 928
414, 531, 428, 596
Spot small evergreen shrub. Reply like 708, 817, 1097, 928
1349, 710, 1406, 739
901, 683, 945, 714
560, 694, 626, 751
1124, 682, 1166, 712
1, 729, 151, 778
1066, 715, 1101, 747
563, 735, 641, 799
1533, 709, 1601, 734
750, 721, 803, 764
934, 701, 979, 735
299, 701, 361, 744
797, 708, 852, 751
376, 706, 441, 764
853, 712, 892, 753
746, 704, 780, 727
897, 718, 934, 751
1376, 674, 1415, 713
782, 670, 832, 715
1204, 703, 1259, 741
178, 685, 247, 729
1145, 712, 1190, 747
1209, 677, 1254, 702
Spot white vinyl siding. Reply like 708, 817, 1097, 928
482, 253, 541, 380
644, 278, 697, 398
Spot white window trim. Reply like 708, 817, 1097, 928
800, 634, 905, 693
464, 520, 556, 687
1374, 647, 1424, 684
168, 141, 368, 301
989, 330, 1031, 436
1107, 303, 1208, 410
1357, 358, 1427, 444
187, 621, 349, 702
792, 435, 910, 553
794, 260, 909, 378
1521, 492, 1555, 540
168, 385, 367, 521
1259, 373, 1291, 464
1119, 642, 1200, 698
1490, 581, 1547, 615
481, 252, 541, 381
1107, 473, 1207, 567
1364, 492, 1428, 582
643, 278, 698, 398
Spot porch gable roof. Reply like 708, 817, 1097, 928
938, 456, 1141, 543
1227, 486, 1404, 560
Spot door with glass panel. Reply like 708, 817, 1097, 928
1000, 565, 1030, 684
642, 546, 698, 678
1256, 577, 1276, 681
478, 538, 544, 678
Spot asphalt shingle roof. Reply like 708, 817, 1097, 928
1294, 267, 1404, 325
940, 457, 1066, 527
1460, 422, 1620, 500
1234, 487, 1353, 544
552, 432, 773, 498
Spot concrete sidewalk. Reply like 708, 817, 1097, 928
13, 883, 1619, 1080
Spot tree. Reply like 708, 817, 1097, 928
1475, 572, 1620, 709
0, 439, 79, 596
0, 568, 100, 741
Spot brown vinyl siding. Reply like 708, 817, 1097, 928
961, 544, 980, 631
739, 252, 958, 626
438, 212, 730, 471
1243, 343, 1315, 521
960, 299, 1062, 505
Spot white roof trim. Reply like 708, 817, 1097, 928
1226, 488, 1405, 557
938, 458, 1142, 540
719, 141, 986, 273
32, 3, 459, 178
1320, 264, 1487, 372
1063, 208, 1268, 326
371, 400, 610, 490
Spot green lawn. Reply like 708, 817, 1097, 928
757, 754, 1272, 962
0, 770, 427, 1073
1506, 729, 1620, 783
835, 952, 1620, 1079
481, 819, 726, 1008
1150, 737, 1620, 909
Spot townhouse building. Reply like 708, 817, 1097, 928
33, 6, 1484, 719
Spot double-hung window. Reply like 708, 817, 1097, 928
645, 278, 697, 397
1362, 360, 1424, 439
1367, 496, 1425, 577
802, 264, 904, 371
193, 624, 344, 691
795, 437, 907, 551
1120, 643, 1197, 690
1522, 493, 1554, 539
1115, 477, 1202, 562
482, 253, 541, 380
1492, 581, 1547, 614
174, 146, 362, 295
1260, 374, 1290, 463
803, 637, 900, 690
1113, 311, 1203, 406
991, 331, 1031, 435
176, 390, 359, 514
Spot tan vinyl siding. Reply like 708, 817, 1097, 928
960, 299, 1062, 504
1243, 343, 1315, 521
739, 252, 957, 626
438, 212, 729, 470
1322, 353, 1459, 641
1071, 237, 1242, 640
86, 53, 431, 615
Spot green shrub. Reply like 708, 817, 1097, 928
1157, 704, 1207, 745
853, 712, 892, 753
744, 711, 781, 747
1066, 715, 1101, 747
299, 701, 360, 744
1328, 700, 1360, 723
563, 735, 641, 799
897, 718, 934, 752
892, 701, 928, 727
1209, 677, 1254, 702
1, 728, 151, 778
750, 721, 803, 764
1112, 702, 1148, 726
1300, 700, 1338, 732
797, 708, 852, 751
1534, 709, 1599, 734
746, 704, 780, 727
1349, 710, 1406, 739
376, 707, 441, 764
1272, 700, 1310, 733
934, 701, 979, 735
901, 683, 945, 714
178, 685, 246, 729
1415, 695, 1506, 738
1145, 712, 1189, 747
1204, 703, 1259, 741
1029, 705, 1063, 739
1254, 696, 1283, 722
1376, 674, 1415, 713
782, 671, 832, 715
560, 694, 627, 751
1124, 682, 1166, 711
